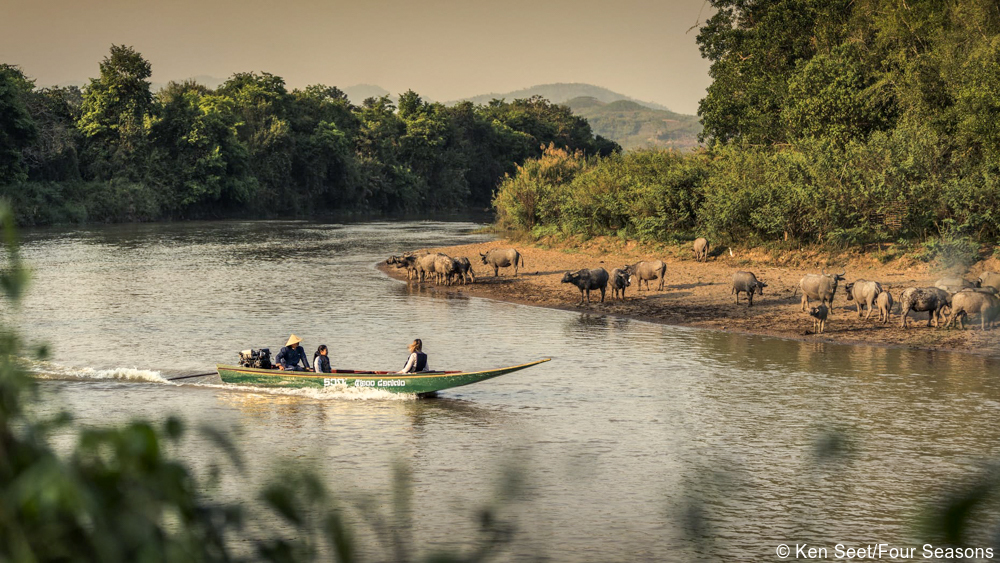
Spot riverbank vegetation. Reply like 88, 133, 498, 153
0, 47, 618, 225
494, 0, 1000, 257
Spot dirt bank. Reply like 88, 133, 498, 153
378, 238, 1000, 357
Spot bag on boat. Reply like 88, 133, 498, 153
239, 348, 272, 369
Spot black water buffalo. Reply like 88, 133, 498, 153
731, 271, 767, 306
561, 268, 609, 304
452, 257, 475, 285
480, 248, 525, 277
899, 287, 952, 328
808, 304, 829, 334
388, 253, 423, 280
799, 270, 846, 311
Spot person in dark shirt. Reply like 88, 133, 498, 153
398, 338, 429, 373
313, 344, 332, 373
276, 334, 311, 371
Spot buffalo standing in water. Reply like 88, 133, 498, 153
479, 248, 525, 277
561, 268, 609, 305
451, 257, 475, 285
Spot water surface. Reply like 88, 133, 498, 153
15, 220, 1000, 561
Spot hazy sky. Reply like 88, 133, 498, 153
4, 0, 714, 114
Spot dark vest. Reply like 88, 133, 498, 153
415, 352, 427, 372
315, 354, 332, 373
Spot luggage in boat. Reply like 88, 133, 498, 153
238, 348, 272, 369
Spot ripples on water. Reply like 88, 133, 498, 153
14, 220, 1000, 561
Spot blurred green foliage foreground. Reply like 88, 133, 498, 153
0, 205, 522, 562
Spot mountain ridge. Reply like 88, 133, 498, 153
446, 82, 674, 112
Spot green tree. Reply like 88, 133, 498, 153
0, 65, 37, 184
77, 45, 153, 173
696, 0, 853, 145
217, 72, 292, 208
147, 81, 256, 212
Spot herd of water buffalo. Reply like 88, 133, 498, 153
387, 239, 1000, 335
386, 248, 525, 286
791, 270, 1000, 333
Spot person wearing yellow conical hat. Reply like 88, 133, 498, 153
275, 334, 311, 371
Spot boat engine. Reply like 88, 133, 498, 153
239, 348, 272, 369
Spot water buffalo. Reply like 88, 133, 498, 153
625, 260, 667, 291
731, 271, 767, 307
934, 277, 975, 293
799, 270, 846, 312
561, 268, 609, 304
415, 253, 449, 283
876, 291, 894, 324
845, 279, 883, 320
899, 287, 952, 328
978, 271, 1000, 293
944, 290, 1000, 330
452, 257, 475, 285
808, 304, 829, 334
610, 268, 630, 301
387, 254, 419, 280
693, 238, 709, 262
433, 254, 457, 285
479, 248, 524, 277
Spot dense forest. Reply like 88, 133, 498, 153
495, 0, 1000, 255
0, 46, 619, 225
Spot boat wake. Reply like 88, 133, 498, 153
29, 361, 173, 384
28, 361, 414, 401
192, 382, 415, 401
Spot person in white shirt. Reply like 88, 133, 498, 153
398, 339, 429, 373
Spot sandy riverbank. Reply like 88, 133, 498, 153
378, 238, 1000, 358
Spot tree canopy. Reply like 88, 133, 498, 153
0, 46, 621, 224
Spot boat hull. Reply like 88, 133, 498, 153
215, 358, 550, 395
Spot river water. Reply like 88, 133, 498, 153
12, 220, 1000, 561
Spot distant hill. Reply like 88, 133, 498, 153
342, 84, 392, 104
563, 96, 702, 151
448, 82, 673, 112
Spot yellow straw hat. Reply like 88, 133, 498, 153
286, 334, 302, 346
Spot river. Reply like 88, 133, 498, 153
13, 220, 1000, 561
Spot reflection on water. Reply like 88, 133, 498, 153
16, 219, 1000, 561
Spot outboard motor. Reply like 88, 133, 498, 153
238, 348, 272, 369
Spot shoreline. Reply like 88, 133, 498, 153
379, 239, 1000, 359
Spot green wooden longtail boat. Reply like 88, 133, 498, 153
216, 358, 550, 396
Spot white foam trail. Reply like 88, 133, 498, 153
28, 360, 415, 401
193, 382, 416, 401
30, 361, 172, 384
